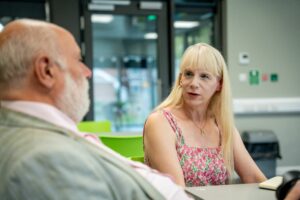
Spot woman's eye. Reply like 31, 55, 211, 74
184, 71, 194, 78
200, 74, 210, 79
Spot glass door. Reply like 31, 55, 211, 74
173, 0, 221, 78
92, 14, 158, 131
83, 1, 169, 132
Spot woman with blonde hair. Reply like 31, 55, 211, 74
143, 43, 266, 187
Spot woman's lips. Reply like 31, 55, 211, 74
187, 92, 199, 96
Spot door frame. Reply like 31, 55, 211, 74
81, 0, 171, 121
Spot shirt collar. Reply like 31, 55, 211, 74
1, 100, 79, 135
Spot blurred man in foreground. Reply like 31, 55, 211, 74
0, 19, 191, 200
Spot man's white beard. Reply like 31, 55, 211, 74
56, 72, 90, 123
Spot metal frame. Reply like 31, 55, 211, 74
81, 0, 171, 121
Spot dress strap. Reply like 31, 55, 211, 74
161, 109, 182, 140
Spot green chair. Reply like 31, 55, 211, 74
129, 156, 144, 163
99, 135, 144, 162
77, 120, 111, 135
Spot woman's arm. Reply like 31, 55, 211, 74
233, 127, 267, 183
144, 111, 186, 186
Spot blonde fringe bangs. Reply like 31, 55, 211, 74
180, 44, 222, 77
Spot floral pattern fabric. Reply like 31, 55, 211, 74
162, 109, 229, 187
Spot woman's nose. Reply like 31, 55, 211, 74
190, 76, 200, 88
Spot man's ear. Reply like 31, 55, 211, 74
34, 55, 56, 89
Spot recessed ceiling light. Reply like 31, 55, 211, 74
174, 21, 200, 29
144, 32, 158, 40
92, 14, 114, 23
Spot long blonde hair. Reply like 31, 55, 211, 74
155, 43, 235, 177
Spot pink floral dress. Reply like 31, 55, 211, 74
146, 109, 229, 187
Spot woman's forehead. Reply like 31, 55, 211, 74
182, 64, 219, 75
183, 67, 211, 73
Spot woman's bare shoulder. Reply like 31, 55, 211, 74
145, 108, 173, 131
147, 109, 166, 122
144, 108, 176, 142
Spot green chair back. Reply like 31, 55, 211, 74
100, 135, 144, 159
129, 156, 144, 163
77, 120, 111, 135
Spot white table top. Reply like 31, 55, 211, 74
185, 183, 276, 200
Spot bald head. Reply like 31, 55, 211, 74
0, 19, 66, 91
0, 19, 91, 122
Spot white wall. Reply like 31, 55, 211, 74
224, 0, 300, 168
